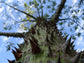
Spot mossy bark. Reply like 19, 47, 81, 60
9, 20, 84, 63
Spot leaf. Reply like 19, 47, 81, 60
52, 7, 55, 12
64, 32, 67, 35
77, 33, 81, 37
24, 27, 27, 30
70, 22, 74, 25
29, 2, 32, 5
74, 26, 78, 30
21, 24, 24, 28
72, 15, 77, 19
72, 36, 76, 40
4, 27, 7, 30
31, 24, 34, 28
24, 2, 27, 8
39, 5, 43, 9
6, 45, 10, 51
26, 16, 31, 20
68, 23, 70, 27
64, 10, 68, 14
44, 14, 49, 17
60, 27, 64, 31
47, 5, 51, 8
59, 22, 63, 25
52, 1, 56, 6
33, 0, 39, 7
82, 17, 84, 20
33, 0, 37, 4
43, 0, 46, 4
82, 13, 84, 15
6, 42, 14, 51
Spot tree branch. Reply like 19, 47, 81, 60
1, 1, 36, 20
14, 19, 36, 24
52, 0, 66, 23
0, 32, 24, 38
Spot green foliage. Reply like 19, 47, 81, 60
82, 17, 84, 20
6, 42, 14, 51
59, 22, 64, 25
74, 26, 78, 30
52, 1, 56, 6
24, 2, 27, 8
33, 0, 39, 7
72, 36, 76, 40
4, 26, 12, 30
47, 5, 51, 8
44, 13, 49, 18
77, 32, 81, 37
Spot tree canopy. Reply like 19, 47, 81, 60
0, 0, 84, 63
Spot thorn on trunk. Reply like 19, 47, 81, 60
63, 35, 69, 40
48, 45, 53, 57
17, 44, 21, 48
70, 41, 74, 46
71, 52, 81, 63
8, 60, 15, 63
12, 49, 22, 60
29, 36, 41, 54
31, 27, 36, 34
14, 47, 22, 53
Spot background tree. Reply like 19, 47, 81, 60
0, 0, 84, 63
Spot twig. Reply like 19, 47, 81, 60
1, 1, 36, 20
69, 19, 84, 30
15, 20, 36, 24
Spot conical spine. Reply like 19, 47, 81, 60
12, 49, 22, 60
8, 60, 15, 63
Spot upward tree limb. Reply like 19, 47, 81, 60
0, 32, 24, 38
1, 1, 36, 20
52, 0, 66, 23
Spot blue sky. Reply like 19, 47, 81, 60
0, 0, 84, 63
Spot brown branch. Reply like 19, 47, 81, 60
1, 1, 36, 20
52, 0, 66, 23
14, 19, 36, 24
0, 32, 24, 38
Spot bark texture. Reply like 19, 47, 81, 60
7, 20, 84, 63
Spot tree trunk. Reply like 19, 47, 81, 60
8, 20, 84, 63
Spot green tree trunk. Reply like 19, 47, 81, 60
8, 20, 84, 63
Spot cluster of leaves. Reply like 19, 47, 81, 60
28, 0, 57, 18
6, 42, 14, 51
57, 2, 84, 40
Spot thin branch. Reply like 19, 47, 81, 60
0, 32, 24, 38
45, 18, 70, 21
59, 18, 71, 21
15, 20, 36, 24
52, 0, 66, 22
79, 0, 84, 5
41, 2, 43, 18
69, 19, 84, 30
37, 7, 40, 17
1, 1, 36, 20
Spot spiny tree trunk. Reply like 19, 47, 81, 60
7, 18, 84, 63
0, 0, 84, 63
